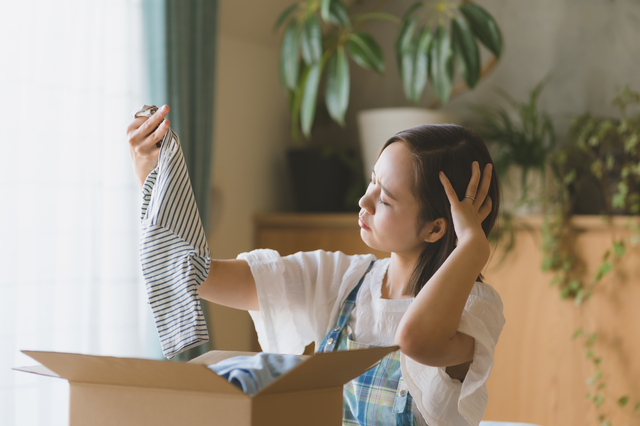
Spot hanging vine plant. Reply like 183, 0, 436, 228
541, 86, 640, 426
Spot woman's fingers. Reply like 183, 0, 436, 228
439, 171, 459, 206
140, 105, 169, 137
478, 196, 493, 221
126, 117, 148, 137
464, 161, 481, 200
442, 162, 493, 217
474, 163, 493, 207
147, 119, 170, 147
127, 105, 170, 152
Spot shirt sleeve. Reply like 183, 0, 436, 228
237, 249, 376, 355
400, 282, 505, 426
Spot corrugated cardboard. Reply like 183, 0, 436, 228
15, 346, 398, 426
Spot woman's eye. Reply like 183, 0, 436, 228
378, 198, 389, 206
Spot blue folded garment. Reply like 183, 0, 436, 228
208, 353, 305, 396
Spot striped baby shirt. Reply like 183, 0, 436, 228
135, 105, 210, 359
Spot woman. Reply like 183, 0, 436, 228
127, 105, 505, 426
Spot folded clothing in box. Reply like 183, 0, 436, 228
208, 353, 305, 396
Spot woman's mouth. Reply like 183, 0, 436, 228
358, 217, 371, 231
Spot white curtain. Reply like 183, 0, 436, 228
0, 1, 161, 424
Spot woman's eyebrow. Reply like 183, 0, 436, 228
372, 169, 397, 200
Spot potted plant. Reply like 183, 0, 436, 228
275, 0, 504, 209
469, 78, 557, 216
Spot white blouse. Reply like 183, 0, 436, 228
238, 249, 505, 426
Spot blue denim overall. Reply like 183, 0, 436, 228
317, 261, 415, 426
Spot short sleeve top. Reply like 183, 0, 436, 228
238, 249, 505, 426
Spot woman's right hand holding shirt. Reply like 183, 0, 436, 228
126, 104, 171, 189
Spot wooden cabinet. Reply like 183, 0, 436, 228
255, 213, 385, 257
254, 213, 640, 426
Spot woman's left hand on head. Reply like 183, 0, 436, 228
439, 162, 493, 246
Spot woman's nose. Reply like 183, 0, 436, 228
358, 189, 374, 214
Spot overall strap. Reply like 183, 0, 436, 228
319, 260, 375, 352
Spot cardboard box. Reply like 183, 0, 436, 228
15, 345, 398, 426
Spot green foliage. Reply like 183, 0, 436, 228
537, 87, 640, 426
429, 25, 454, 104
573, 329, 640, 424
541, 88, 640, 308
457, 2, 502, 57
564, 86, 640, 215
470, 78, 556, 211
396, 0, 501, 106
300, 59, 325, 138
324, 47, 349, 125
451, 16, 480, 88
346, 32, 384, 74
275, 0, 503, 142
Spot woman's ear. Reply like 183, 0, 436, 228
421, 218, 447, 243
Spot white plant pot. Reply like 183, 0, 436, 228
500, 165, 550, 215
357, 108, 461, 182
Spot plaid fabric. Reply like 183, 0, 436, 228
318, 261, 414, 426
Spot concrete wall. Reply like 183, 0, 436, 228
205, 0, 640, 351
338, 0, 640, 146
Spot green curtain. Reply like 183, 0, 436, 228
142, 0, 218, 361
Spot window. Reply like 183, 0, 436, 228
0, 1, 159, 424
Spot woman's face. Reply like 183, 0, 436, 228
358, 142, 430, 257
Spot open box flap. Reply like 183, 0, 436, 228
21, 350, 244, 395
13, 364, 60, 378
255, 346, 399, 396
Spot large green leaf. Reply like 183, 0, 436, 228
395, 15, 418, 71
274, 3, 299, 32
320, 0, 332, 22
301, 15, 322, 65
451, 16, 480, 88
325, 47, 350, 126
429, 25, 453, 104
280, 20, 301, 91
411, 25, 432, 103
458, 2, 502, 58
400, 34, 418, 101
396, 16, 418, 92
346, 33, 384, 75
327, 0, 350, 26
300, 62, 323, 138
290, 83, 304, 141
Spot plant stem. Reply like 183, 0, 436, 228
350, 0, 393, 32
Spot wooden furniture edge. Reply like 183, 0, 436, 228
254, 213, 638, 231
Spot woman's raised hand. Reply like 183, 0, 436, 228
126, 104, 171, 189
439, 161, 493, 246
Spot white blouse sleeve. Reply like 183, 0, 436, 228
237, 249, 376, 355
400, 282, 505, 426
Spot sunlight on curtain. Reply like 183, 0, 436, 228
0, 1, 161, 424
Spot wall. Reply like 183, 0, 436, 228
205, 0, 294, 350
